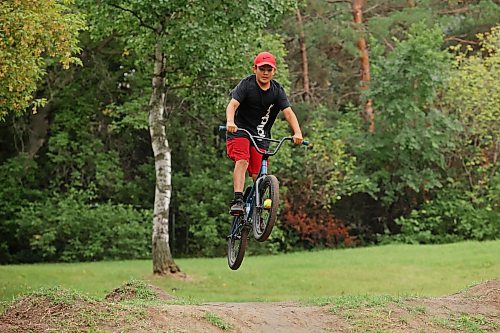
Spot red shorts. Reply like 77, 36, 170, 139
226, 137, 267, 176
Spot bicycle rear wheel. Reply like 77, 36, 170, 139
253, 175, 279, 242
227, 216, 249, 270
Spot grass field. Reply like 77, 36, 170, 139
1, 241, 499, 304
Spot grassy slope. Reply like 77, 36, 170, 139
1, 241, 498, 303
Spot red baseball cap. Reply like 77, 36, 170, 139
254, 52, 276, 68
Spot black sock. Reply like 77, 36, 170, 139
234, 192, 243, 201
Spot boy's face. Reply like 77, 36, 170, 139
253, 64, 276, 85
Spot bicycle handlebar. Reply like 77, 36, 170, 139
218, 125, 309, 156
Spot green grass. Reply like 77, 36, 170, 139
432, 314, 498, 333
308, 294, 403, 311
204, 311, 233, 330
1, 241, 499, 305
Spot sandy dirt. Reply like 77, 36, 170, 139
1, 280, 499, 332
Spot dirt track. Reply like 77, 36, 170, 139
1, 280, 499, 332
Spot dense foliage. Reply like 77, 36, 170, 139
0, 0, 85, 118
391, 25, 500, 243
0, 0, 498, 263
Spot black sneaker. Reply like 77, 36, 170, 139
229, 199, 244, 216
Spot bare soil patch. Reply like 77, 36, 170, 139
1, 280, 498, 332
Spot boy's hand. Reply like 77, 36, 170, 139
226, 121, 238, 133
292, 133, 303, 145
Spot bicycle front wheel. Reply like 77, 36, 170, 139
253, 175, 279, 242
227, 216, 249, 270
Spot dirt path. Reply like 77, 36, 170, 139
154, 302, 343, 333
1, 280, 499, 332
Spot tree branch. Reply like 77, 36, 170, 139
364, 4, 381, 14
108, 3, 156, 31
444, 36, 478, 45
383, 37, 395, 51
439, 7, 470, 15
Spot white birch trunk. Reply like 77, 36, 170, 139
149, 38, 180, 275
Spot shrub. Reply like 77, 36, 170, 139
282, 207, 354, 249
6, 192, 151, 263
391, 184, 500, 244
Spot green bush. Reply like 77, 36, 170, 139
0, 155, 44, 263
0, 155, 43, 220
390, 185, 500, 244
173, 170, 231, 257
6, 192, 151, 263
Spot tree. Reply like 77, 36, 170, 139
295, 7, 311, 102
445, 25, 499, 204
366, 23, 456, 228
351, 0, 374, 132
385, 26, 500, 244
0, 0, 85, 119
282, 0, 358, 108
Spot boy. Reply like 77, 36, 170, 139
225, 51, 303, 215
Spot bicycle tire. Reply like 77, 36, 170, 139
253, 175, 279, 242
227, 216, 249, 270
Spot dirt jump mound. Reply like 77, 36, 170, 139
0, 280, 498, 332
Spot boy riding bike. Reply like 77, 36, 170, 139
225, 51, 303, 216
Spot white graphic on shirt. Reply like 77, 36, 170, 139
257, 104, 274, 137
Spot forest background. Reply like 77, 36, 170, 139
0, 0, 498, 265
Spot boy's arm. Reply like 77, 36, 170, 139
226, 98, 240, 133
282, 107, 303, 144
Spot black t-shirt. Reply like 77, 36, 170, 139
227, 75, 290, 147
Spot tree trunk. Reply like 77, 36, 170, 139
296, 8, 310, 102
352, 0, 375, 132
149, 38, 180, 275
26, 104, 50, 158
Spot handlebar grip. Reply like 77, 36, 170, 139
302, 141, 310, 146
218, 125, 227, 132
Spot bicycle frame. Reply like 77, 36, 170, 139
220, 126, 308, 225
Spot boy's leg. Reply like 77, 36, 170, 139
233, 160, 248, 193
230, 160, 247, 216
248, 145, 265, 181
226, 137, 251, 215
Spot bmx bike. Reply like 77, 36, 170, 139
220, 126, 308, 270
